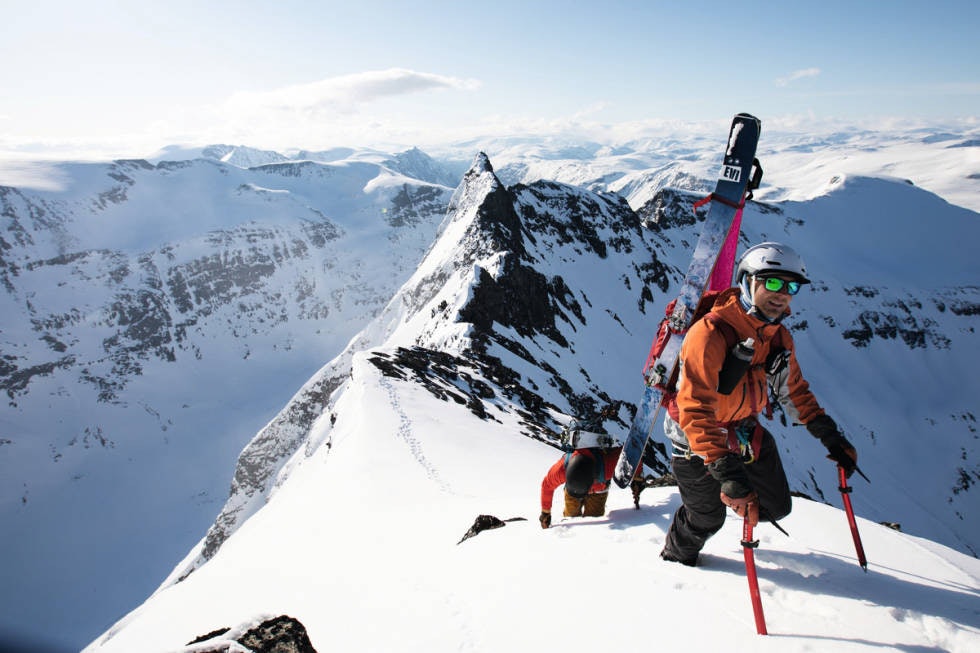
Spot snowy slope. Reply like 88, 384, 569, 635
84, 354, 980, 653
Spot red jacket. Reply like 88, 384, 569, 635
540, 447, 621, 511
676, 287, 825, 463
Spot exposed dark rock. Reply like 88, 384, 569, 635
842, 309, 949, 349
187, 627, 230, 644
368, 346, 559, 440
457, 514, 527, 544
386, 184, 448, 228
458, 259, 571, 347
238, 616, 317, 653
636, 187, 701, 231
187, 615, 317, 652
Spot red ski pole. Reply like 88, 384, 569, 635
838, 465, 868, 571
741, 519, 768, 635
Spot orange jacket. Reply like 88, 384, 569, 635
676, 287, 825, 463
540, 447, 621, 512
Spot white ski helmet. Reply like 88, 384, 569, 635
736, 242, 810, 304
736, 241, 811, 285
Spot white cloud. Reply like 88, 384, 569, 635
775, 67, 821, 87
0, 160, 69, 190
223, 68, 482, 116
176, 68, 487, 151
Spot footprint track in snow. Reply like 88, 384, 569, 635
381, 376, 453, 494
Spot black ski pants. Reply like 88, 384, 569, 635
663, 427, 791, 563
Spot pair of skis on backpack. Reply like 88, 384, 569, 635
614, 112, 763, 489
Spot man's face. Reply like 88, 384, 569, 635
752, 275, 800, 320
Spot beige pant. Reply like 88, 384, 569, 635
564, 489, 609, 517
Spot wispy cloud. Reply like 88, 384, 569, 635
224, 68, 482, 116
775, 67, 821, 87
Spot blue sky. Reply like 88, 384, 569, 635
1, 0, 977, 158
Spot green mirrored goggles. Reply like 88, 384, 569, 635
760, 276, 802, 295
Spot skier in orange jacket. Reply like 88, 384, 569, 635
661, 242, 858, 566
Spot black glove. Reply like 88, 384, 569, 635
708, 454, 759, 525
539, 511, 551, 529
721, 492, 760, 526
707, 453, 754, 499
807, 415, 858, 477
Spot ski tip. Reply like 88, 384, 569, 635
613, 458, 636, 488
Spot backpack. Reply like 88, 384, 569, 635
645, 290, 789, 422
563, 449, 608, 486
641, 290, 738, 421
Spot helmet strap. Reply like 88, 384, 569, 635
738, 274, 756, 309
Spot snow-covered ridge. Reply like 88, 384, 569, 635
1, 124, 978, 651
170, 150, 980, 591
